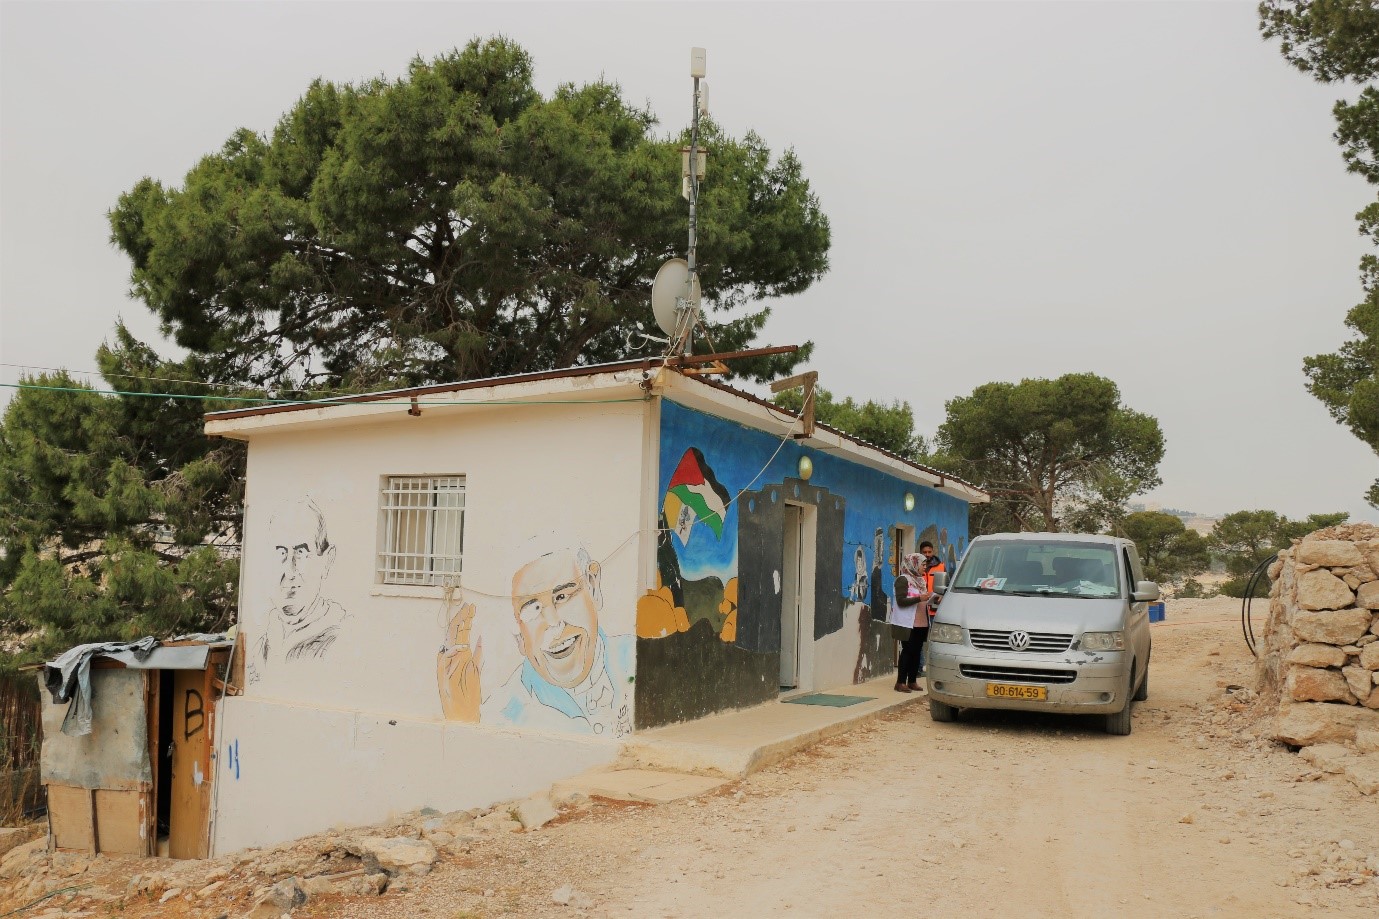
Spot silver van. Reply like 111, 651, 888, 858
925, 532, 1158, 735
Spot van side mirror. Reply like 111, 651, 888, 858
1132, 580, 1160, 603
931, 571, 948, 594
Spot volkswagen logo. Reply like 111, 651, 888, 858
1008, 630, 1031, 651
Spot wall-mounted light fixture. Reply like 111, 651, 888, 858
904, 492, 915, 512
798, 455, 814, 481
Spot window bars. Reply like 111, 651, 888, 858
378, 476, 465, 585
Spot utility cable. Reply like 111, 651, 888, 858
0, 381, 645, 409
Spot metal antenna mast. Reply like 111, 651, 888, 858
681, 47, 707, 356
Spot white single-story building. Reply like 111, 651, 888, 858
202, 360, 986, 852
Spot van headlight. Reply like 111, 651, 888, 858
1081, 631, 1125, 651
930, 623, 965, 644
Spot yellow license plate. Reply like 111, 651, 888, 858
986, 683, 1048, 700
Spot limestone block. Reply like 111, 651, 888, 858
1274, 702, 1379, 745
1293, 607, 1372, 645
1344, 666, 1374, 703
0, 827, 39, 860
1373, 615, 1379, 637
1358, 581, 1379, 609
1298, 539, 1364, 568
1300, 742, 1352, 773
1346, 564, 1379, 584
1288, 666, 1356, 703
1345, 573, 1362, 590
344, 836, 437, 873
1361, 540, 1379, 576
1361, 643, 1379, 670
514, 795, 558, 831
1358, 728, 1379, 753
0, 839, 44, 880
1288, 643, 1348, 668
1296, 569, 1356, 611
1344, 755, 1379, 795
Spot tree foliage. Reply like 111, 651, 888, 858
771, 386, 928, 461
0, 327, 246, 664
1261, 2, 1379, 504
1209, 508, 1349, 596
1117, 511, 1210, 586
109, 38, 830, 391
931, 373, 1165, 533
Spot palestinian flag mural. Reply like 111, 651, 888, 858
664, 448, 731, 547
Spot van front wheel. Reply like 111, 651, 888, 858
1105, 669, 1134, 736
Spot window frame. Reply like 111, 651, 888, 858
376, 474, 466, 587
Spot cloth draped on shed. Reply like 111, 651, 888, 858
43, 638, 157, 736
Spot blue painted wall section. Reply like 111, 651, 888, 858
634, 400, 970, 728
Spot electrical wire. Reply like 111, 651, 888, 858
1240, 553, 1277, 658
1, 362, 260, 391
0, 381, 645, 409
0, 885, 88, 917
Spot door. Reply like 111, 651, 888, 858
168, 668, 213, 858
780, 504, 804, 689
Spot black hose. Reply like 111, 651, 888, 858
1241, 552, 1278, 657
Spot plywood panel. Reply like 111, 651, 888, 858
47, 784, 94, 852
94, 789, 151, 856
168, 668, 212, 858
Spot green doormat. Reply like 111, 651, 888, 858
782, 693, 868, 707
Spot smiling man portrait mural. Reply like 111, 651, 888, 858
438, 547, 632, 737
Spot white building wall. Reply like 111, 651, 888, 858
212, 400, 647, 852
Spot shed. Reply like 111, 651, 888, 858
39, 638, 240, 858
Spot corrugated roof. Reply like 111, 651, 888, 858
202, 359, 988, 499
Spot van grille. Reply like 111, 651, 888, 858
959, 665, 1078, 685
968, 628, 1073, 653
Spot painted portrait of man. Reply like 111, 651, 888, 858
249, 498, 350, 683
438, 547, 632, 737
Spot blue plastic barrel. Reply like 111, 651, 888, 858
1148, 602, 1166, 623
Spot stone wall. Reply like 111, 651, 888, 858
1258, 526, 1379, 782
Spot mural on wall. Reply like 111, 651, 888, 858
248, 498, 350, 685
438, 546, 632, 737
868, 528, 889, 621
637, 401, 971, 729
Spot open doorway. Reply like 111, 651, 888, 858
156, 670, 174, 854
779, 503, 818, 692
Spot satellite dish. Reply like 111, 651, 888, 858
651, 258, 700, 337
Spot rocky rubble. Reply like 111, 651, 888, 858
1259, 526, 1379, 796
0, 788, 573, 918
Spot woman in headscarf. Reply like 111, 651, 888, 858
893, 552, 932, 693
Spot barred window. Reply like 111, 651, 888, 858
378, 476, 465, 585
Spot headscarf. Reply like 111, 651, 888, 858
899, 553, 926, 595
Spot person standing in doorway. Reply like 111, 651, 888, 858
893, 552, 931, 693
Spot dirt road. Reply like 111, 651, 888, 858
305, 598, 1377, 919
5, 598, 1375, 918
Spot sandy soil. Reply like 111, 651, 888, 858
5, 598, 1377, 918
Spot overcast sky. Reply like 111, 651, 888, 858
1, 0, 1376, 522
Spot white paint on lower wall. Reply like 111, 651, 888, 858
210, 697, 620, 853
812, 601, 879, 690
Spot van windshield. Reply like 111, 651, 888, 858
950, 540, 1122, 599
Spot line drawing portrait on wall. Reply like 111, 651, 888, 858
247, 498, 350, 684
438, 546, 632, 737
849, 545, 869, 602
